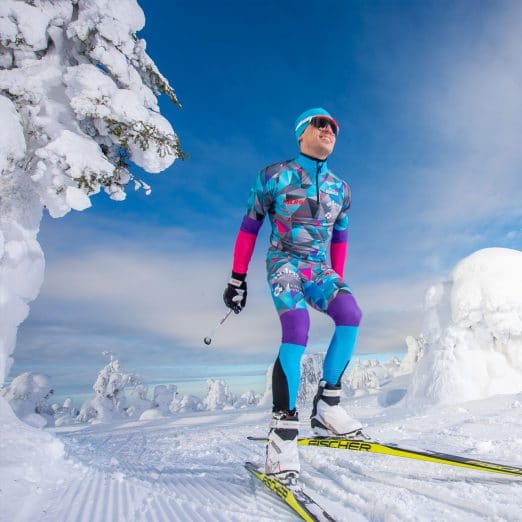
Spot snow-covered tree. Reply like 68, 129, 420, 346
1, 371, 55, 427
261, 353, 325, 409
259, 362, 274, 406
0, 0, 183, 387
235, 389, 261, 409
51, 397, 79, 427
202, 379, 236, 411
137, 384, 177, 420
78, 352, 141, 423
170, 393, 203, 413
125, 383, 152, 418
399, 334, 426, 374
153, 383, 177, 415
405, 248, 522, 408
344, 360, 382, 395
296, 353, 323, 408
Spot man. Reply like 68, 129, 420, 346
223, 108, 362, 483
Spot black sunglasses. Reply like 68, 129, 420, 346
310, 116, 339, 136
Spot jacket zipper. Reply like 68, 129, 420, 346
316, 161, 323, 209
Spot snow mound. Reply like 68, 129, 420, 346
405, 248, 522, 407
1, 372, 54, 427
139, 408, 163, 421
0, 396, 73, 522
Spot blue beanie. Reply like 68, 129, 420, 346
294, 107, 338, 141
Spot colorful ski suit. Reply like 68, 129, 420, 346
231, 153, 362, 412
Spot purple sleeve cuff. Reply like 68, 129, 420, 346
332, 229, 348, 243
240, 214, 263, 235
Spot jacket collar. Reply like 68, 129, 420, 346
296, 152, 329, 175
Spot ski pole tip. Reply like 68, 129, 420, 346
203, 337, 212, 345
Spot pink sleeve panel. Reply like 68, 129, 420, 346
232, 215, 263, 274
330, 241, 347, 279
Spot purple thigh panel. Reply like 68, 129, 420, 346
280, 308, 310, 346
326, 291, 362, 327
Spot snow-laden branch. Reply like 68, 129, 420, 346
0, 0, 184, 217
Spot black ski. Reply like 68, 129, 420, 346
245, 461, 336, 522
247, 435, 522, 478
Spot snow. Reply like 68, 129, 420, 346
1, 372, 54, 428
2, 248, 522, 520
0, 2, 51, 51
0, 96, 25, 173
1, 373, 521, 521
0, 170, 44, 380
405, 248, 522, 408
0, 0, 181, 374
0, 3, 521, 517
0, 397, 81, 522
0, 2, 181, 511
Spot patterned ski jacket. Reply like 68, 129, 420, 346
232, 153, 351, 277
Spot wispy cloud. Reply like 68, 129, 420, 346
411, 3, 522, 227
344, 2, 522, 296
19, 216, 425, 378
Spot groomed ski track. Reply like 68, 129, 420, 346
21, 389, 522, 522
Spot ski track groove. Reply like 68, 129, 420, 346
74, 472, 98, 522
66, 472, 90, 522
182, 476, 237, 513
52, 417, 520, 522
93, 472, 108, 522
147, 497, 170, 522
119, 476, 130, 521
50, 472, 86, 522
128, 482, 142, 521
162, 498, 192, 522
55, 428, 311, 522
58, 429, 344, 521
90, 462, 288, 521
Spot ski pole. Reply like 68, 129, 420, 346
203, 308, 233, 346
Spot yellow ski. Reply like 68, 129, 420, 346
247, 436, 522, 478
245, 461, 336, 522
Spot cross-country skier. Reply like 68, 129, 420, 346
223, 108, 362, 483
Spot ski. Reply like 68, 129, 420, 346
247, 435, 522, 478
244, 461, 336, 522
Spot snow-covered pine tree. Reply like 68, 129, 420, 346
0, 0, 183, 386
399, 334, 426, 374
260, 353, 325, 409
202, 379, 236, 411
78, 352, 141, 423
153, 383, 177, 415
296, 353, 323, 408
235, 389, 261, 408
170, 393, 203, 413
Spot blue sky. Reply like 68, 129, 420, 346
11, 0, 522, 398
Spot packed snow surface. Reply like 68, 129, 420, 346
1, 373, 521, 521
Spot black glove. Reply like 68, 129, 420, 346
223, 272, 247, 314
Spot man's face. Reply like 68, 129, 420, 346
299, 118, 337, 159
